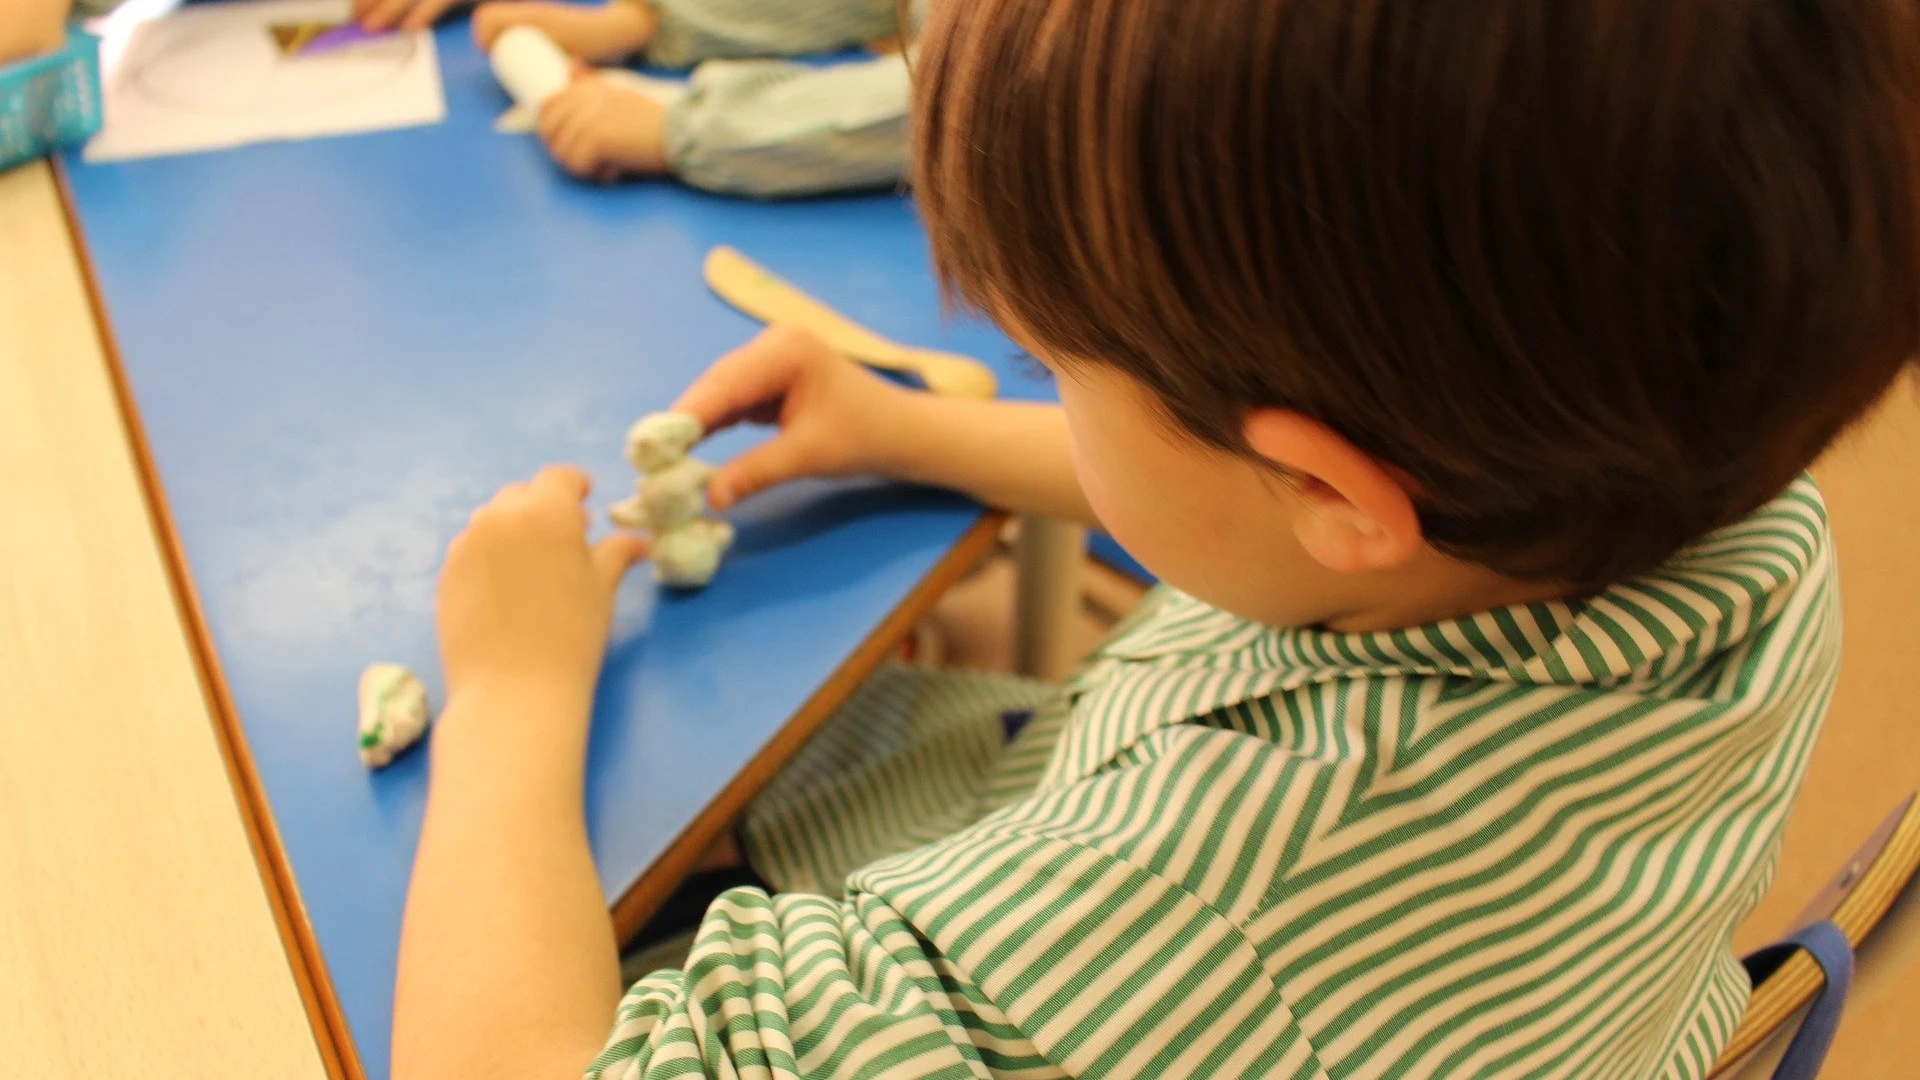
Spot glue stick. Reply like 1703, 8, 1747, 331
489, 25, 574, 110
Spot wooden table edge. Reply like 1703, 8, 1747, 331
53, 156, 1007, 1079
609, 510, 1007, 940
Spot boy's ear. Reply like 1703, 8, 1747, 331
1243, 409, 1423, 574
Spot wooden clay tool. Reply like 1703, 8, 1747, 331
703, 246, 999, 399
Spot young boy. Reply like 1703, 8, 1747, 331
393, 2, 1920, 1078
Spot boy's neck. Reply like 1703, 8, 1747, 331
1313, 556, 1584, 635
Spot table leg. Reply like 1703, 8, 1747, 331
1014, 515, 1086, 679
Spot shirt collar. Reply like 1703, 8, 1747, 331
1043, 478, 1831, 789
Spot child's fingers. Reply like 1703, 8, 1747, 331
530, 464, 593, 505
554, 127, 599, 179
590, 533, 651, 592
543, 134, 592, 179
536, 86, 592, 144
544, 122, 576, 168
561, 113, 604, 172
398, 0, 431, 31
542, 98, 607, 177
358, 0, 414, 31
672, 329, 812, 436
470, 480, 531, 525
471, 5, 524, 50
400, 0, 454, 31
708, 435, 810, 510
535, 94, 574, 145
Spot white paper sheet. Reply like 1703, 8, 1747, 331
85, 0, 445, 163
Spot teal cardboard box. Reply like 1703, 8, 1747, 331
0, 26, 103, 171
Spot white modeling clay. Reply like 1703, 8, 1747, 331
638, 458, 715, 531
490, 25, 574, 112
609, 493, 649, 530
612, 410, 731, 587
357, 662, 431, 768
651, 518, 735, 588
494, 105, 538, 135
609, 459, 713, 531
624, 411, 703, 474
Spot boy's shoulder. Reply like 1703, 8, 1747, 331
862, 482, 1839, 1080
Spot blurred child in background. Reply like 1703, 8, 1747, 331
364, 0, 920, 197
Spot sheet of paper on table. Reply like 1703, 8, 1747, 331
85, 0, 444, 163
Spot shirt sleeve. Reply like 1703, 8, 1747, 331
584, 886, 1057, 1080
662, 55, 910, 200
643, 0, 903, 69
584, 754, 1323, 1080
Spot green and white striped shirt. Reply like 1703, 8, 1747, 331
588, 477, 1837, 1079
644, 0, 919, 198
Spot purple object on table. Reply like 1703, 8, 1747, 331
300, 24, 386, 56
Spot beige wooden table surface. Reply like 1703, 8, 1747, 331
0, 160, 332, 1079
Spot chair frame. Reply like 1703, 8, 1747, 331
1710, 793, 1920, 1075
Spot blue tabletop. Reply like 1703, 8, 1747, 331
63, 19, 1049, 1078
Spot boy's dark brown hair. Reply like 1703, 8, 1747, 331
913, 0, 1920, 587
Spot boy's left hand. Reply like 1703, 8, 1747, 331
436, 466, 648, 709
537, 79, 669, 183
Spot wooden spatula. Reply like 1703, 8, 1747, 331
703, 246, 999, 399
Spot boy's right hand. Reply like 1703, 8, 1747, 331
674, 326, 915, 510
535, 78, 667, 183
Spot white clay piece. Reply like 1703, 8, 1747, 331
357, 662, 432, 768
652, 518, 736, 588
493, 107, 539, 135
611, 410, 733, 588
491, 26, 573, 110
637, 458, 715, 530
624, 411, 704, 474
608, 493, 649, 530
489, 25, 575, 134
